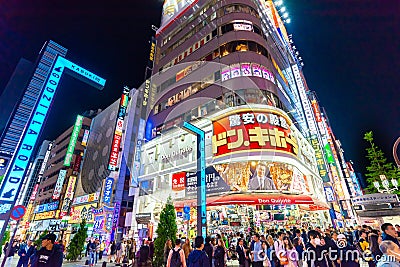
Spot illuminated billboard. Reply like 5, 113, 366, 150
160, 0, 197, 28
64, 115, 84, 167
108, 88, 130, 171
60, 176, 77, 217
212, 109, 298, 159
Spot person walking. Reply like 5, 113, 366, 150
337, 234, 359, 267
99, 240, 105, 260
164, 239, 173, 267
87, 239, 97, 267
187, 236, 210, 267
138, 240, 152, 267
214, 239, 225, 267
381, 223, 400, 247
108, 241, 117, 263
251, 234, 264, 267
203, 237, 213, 267
236, 238, 247, 267
4, 240, 19, 267
167, 239, 186, 267
17, 240, 36, 267
31, 233, 63, 267
182, 238, 192, 264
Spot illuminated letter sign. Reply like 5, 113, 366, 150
39, 142, 53, 175
108, 88, 130, 171
212, 109, 298, 158
64, 115, 84, 167
103, 177, 114, 205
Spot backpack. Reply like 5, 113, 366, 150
170, 248, 182, 267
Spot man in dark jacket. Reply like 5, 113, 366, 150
203, 236, 213, 267
17, 240, 36, 267
381, 223, 400, 247
305, 230, 332, 267
31, 233, 63, 267
187, 236, 210, 267
236, 238, 246, 267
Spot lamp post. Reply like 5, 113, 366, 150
373, 175, 399, 194
181, 122, 207, 239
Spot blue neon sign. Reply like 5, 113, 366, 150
0, 55, 106, 209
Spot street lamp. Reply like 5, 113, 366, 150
373, 175, 399, 193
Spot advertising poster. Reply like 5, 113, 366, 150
52, 170, 67, 200
93, 215, 105, 233
185, 167, 230, 197
171, 172, 186, 198
213, 161, 307, 193
69, 204, 96, 224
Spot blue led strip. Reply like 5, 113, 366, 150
182, 122, 207, 238
0, 56, 64, 202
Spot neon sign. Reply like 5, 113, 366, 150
64, 115, 84, 167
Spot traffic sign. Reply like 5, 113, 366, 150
10, 205, 26, 221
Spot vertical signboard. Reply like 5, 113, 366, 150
39, 142, 53, 175
103, 177, 114, 205
108, 88, 130, 171
291, 64, 317, 136
60, 175, 77, 217
81, 129, 90, 146
52, 170, 67, 200
64, 115, 84, 167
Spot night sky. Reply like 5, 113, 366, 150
0, 0, 399, 175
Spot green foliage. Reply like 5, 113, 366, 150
0, 230, 10, 257
66, 220, 88, 261
154, 197, 177, 267
364, 131, 400, 194
34, 230, 49, 249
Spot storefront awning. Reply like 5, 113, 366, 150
174, 193, 329, 210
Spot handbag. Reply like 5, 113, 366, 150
279, 252, 289, 266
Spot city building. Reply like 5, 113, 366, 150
132, 0, 332, 239
28, 116, 91, 239
17, 140, 52, 207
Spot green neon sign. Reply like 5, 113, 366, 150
64, 115, 84, 166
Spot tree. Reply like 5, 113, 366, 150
66, 220, 88, 261
153, 197, 177, 267
364, 131, 400, 194
0, 230, 10, 257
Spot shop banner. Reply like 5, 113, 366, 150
185, 167, 230, 197
104, 206, 114, 232
324, 186, 336, 202
34, 210, 59, 221
174, 193, 319, 208
69, 204, 96, 224
52, 170, 67, 200
112, 201, 120, 230
212, 109, 298, 158
351, 193, 399, 205
72, 192, 100, 205
93, 215, 105, 233
60, 176, 77, 217
34, 201, 59, 214
103, 177, 114, 205
310, 136, 330, 182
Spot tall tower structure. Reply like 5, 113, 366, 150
130, 1, 331, 234
0, 41, 67, 178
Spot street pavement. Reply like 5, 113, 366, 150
3, 255, 240, 266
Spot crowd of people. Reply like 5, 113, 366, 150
3, 222, 400, 267
2, 233, 63, 267
156, 223, 400, 267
